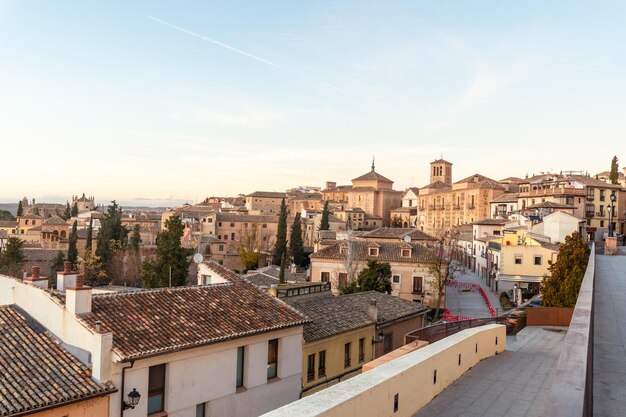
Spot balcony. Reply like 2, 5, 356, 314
519, 188, 586, 198
586, 196, 595, 202
467, 204, 476, 210
453, 205, 462, 211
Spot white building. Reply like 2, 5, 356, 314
0, 261, 307, 417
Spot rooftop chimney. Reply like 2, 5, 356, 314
24, 266, 49, 289
268, 284, 278, 298
66, 274, 92, 315
368, 299, 378, 322
57, 262, 78, 291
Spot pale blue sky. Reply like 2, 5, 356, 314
1, 1, 625, 205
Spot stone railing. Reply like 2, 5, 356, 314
541, 242, 595, 417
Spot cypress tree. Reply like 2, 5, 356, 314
67, 221, 78, 268
85, 218, 93, 252
129, 224, 141, 254
62, 202, 71, 221
71, 202, 79, 217
96, 200, 126, 265
319, 200, 330, 230
17, 200, 23, 217
609, 156, 620, 185
289, 212, 304, 266
279, 253, 286, 284
272, 199, 288, 265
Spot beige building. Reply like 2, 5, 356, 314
417, 159, 505, 236
310, 240, 439, 307
516, 172, 621, 242
289, 193, 323, 214
245, 191, 287, 214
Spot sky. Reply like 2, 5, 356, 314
1, 1, 625, 206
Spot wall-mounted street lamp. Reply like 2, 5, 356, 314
372, 330, 385, 344
122, 388, 141, 410
609, 193, 617, 237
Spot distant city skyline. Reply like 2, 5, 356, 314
1, 1, 625, 202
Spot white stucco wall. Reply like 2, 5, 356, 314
112, 326, 303, 417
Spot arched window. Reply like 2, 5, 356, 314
60, 230, 66, 238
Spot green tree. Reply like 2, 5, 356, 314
237, 224, 262, 272
418, 232, 463, 319
71, 202, 79, 217
272, 199, 288, 265
129, 224, 142, 254
49, 251, 65, 285
279, 252, 286, 284
391, 215, 403, 228
141, 216, 192, 288
0, 237, 25, 277
319, 200, 330, 231
67, 221, 78, 268
17, 200, 23, 217
540, 231, 590, 307
96, 201, 127, 266
342, 260, 392, 294
289, 212, 304, 266
0, 210, 15, 221
62, 202, 71, 221
609, 155, 620, 185
85, 218, 93, 253
82, 251, 108, 287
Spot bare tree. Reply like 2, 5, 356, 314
236, 224, 274, 271
419, 231, 464, 319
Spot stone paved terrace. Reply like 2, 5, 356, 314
593, 249, 626, 417
413, 326, 566, 417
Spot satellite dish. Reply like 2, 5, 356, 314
193, 253, 204, 264
403, 235, 412, 243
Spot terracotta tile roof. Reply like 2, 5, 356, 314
0, 306, 115, 416
310, 241, 427, 263
454, 174, 505, 189
525, 201, 576, 210
246, 191, 287, 198
420, 180, 451, 190
255, 265, 308, 282
42, 216, 68, 226
472, 219, 510, 226
499, 177, 524, 183
490, 192, 519, 203
0, 221, 17, 228
243, 272, 279, 288
79, 277, 308, 361
22, 248, 67, 262
285, 291, 428, 342
352, 169, 394, 183
361, 227, 435, 241
432, 158, 452, 165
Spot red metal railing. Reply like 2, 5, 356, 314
446, 280, 497, 319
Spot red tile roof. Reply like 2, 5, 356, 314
0, 306, 115, 416
79, 272, 308, 361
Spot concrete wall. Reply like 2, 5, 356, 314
262, 324, 506, 417
29, 395, 110, 417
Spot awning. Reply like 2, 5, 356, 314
497, 274, 545, 283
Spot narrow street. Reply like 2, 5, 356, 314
446, 267, 502, 318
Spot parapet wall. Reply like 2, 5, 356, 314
262, 323, 507, 417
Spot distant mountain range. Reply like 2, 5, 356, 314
0, 203, 17, 216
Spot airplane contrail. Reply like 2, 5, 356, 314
147, 15, 280, 68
